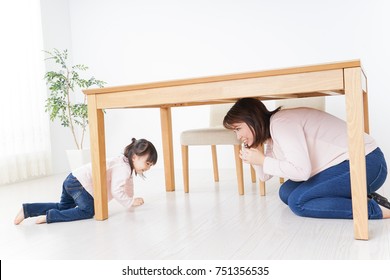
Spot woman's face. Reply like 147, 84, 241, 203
132, 154, 153, 175
232, 122, 254, 147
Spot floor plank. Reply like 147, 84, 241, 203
1, 168, 389, 260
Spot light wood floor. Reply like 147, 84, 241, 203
1, 168, 390, 260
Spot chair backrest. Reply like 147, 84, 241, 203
209, 98, 325, 128
209, 104, 234, 127
274, 96, 325, 111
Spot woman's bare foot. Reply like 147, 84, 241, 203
14, 208, 25, 225
35, 215, 47, 224
380, 205, 390, 219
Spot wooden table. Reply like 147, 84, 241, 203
84, 60, 369, 240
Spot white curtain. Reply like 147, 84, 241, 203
0, 0, 51, 185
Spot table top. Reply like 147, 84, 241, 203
83, 60, 362, 109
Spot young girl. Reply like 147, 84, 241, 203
223, 98, 389, 219
14, 138, 158, 224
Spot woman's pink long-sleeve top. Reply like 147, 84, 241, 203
254, 108, 377, 182
72, 155, 135, 208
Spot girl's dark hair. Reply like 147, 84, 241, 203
223, 98, 281, 148
124, 138, 158, 175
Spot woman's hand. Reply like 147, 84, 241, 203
240, 146, 265, 165
132, 197, 144, 207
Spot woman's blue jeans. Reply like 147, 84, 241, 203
23, 173, 94, 223
279, 148, 387, 219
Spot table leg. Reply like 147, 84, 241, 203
160, 107, 175, 191
344, 67, 369, 240
87, 95, 108, 220
363, 90, 370, 133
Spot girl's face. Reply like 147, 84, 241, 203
132, 154, 153, 175
232, 122, 254, 147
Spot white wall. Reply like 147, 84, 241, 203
41, 0, 390, 173
40, 0, 75, 173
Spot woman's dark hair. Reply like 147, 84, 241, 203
223, 98, 281, 148
124, 138, 158, 175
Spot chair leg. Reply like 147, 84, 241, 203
250, 165, 256, 183
181, 145, 189, 193
251, 164, 266, 196
257, 144, 266, 195
233, 145, 244, 195
211, 145, 219, 182
259, 180, 266, 196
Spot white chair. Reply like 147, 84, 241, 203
275, 96, 325, 111
180, 104, 259, 195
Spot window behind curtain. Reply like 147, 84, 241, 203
0, 0, 51, 185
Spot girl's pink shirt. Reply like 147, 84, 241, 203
254, 108, 377, 182
72, 155, 134, 208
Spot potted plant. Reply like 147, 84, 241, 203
43, 49, 106, 170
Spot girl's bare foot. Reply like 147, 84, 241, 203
35, 215, 47, 224
14, 208, 25, 225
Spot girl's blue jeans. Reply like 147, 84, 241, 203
279, 147, 387, 219
23, 173, 94, 223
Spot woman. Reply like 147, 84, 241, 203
223, 98, 389, 219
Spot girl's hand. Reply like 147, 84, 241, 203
132, 197, 144, 207
240, 147, 265, 165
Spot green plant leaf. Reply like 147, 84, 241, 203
43, 48, 106, 149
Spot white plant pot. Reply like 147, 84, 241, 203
66, 149, 91, 171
